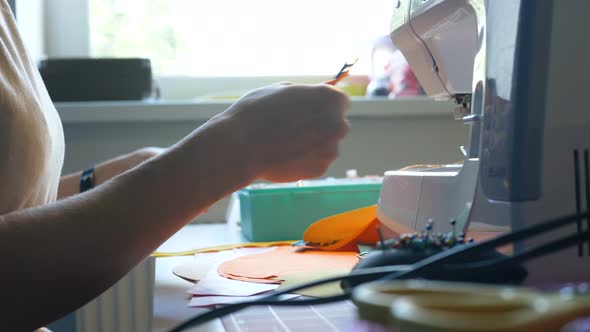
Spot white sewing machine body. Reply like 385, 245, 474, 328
379, 0, 590, 283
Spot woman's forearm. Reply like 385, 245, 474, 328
0, 82, 349, 331
0, 116, 255, 331
57, 147, 164, 199
57, 172, 81, 199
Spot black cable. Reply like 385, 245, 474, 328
574, 150, 583, 256
446, 230, 590, 271
508, 229, 590, 264
169, 212, 589, 332
585, 149, 590, 256
168, 265, 411, 332
258, 264, 410, 300
460, 212, 587, 255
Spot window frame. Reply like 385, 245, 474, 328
44, 0, 90, 58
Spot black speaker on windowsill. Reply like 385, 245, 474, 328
39, 58, 153, 102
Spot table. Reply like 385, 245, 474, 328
151, 224, 590, 332
152, 223, 245, 332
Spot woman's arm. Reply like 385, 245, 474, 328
58, 147, 164, 199
0, 83, 349, 331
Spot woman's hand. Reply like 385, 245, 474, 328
219, 83, 350, 182
57, 147, 164, 199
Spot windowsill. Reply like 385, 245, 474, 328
55, 97, 455, 124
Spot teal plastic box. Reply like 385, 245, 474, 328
238, 177, 382, 241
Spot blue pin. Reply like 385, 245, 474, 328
426, 219, 434, 233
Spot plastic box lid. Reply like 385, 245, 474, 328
238, 177, 383, 241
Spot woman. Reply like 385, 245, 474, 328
0, 1, 350, 330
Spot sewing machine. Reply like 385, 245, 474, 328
378, 0, 590, 283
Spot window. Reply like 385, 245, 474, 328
89, 0, 394, 77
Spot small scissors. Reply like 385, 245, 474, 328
324, 58, 359, 85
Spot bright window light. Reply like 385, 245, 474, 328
90, 0, 394, 77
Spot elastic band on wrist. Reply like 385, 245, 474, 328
80, 166, 96, 193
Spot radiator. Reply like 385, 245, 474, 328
75, 257, 156, 332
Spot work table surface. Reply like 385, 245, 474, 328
153, 223, 245, 332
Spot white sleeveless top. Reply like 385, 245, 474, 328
0, 1, 64, 214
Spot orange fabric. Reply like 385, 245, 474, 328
303, 205, 380, 250
218, 246, 359, 283
355, 218, 382, 243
